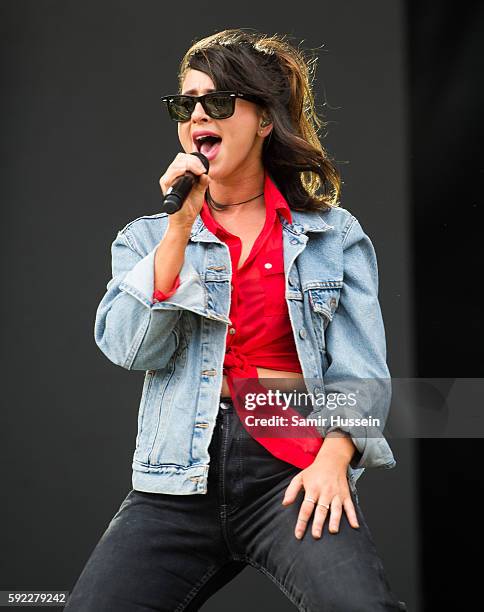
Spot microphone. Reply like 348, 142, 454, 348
160, 152, 210, 214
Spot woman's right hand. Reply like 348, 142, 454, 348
159, 153, 210, 234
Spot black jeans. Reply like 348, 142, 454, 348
65, 399, 407, 611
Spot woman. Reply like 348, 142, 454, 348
66, 29, 407, 611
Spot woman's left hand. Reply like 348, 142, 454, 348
281, 445, 360, 539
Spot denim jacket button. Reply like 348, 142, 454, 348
290, 238, 299, 245
299, 328, 307, 339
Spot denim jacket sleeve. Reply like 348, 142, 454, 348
94, 228, 182, 371
315, 215, 396, 471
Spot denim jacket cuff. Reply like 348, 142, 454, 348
119, 243, 211, 316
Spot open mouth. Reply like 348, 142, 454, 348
194, 135, 222, 156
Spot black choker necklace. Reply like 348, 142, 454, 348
206, 186, 264, 211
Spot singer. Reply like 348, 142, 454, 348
66, 29, 406, 611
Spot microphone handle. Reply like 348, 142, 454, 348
160, 172, 197, 214
160, 152, 210, 215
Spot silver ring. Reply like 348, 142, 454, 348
317, 502, 330, 510
304, 497, 317, 504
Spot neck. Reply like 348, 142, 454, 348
208, 165, 266, 216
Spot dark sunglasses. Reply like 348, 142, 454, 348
161, 90, 264, 122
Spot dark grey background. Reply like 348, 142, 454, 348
6, 0, 479, 609
407, 1, 484, 610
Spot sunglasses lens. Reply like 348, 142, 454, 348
163, 93, 236, 121
168, 97, 193, 121
205, 94, 234, 118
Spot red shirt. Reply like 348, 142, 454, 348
153, 171, 302, 379
153, 171, 323, 468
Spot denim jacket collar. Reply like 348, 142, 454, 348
189, 207, 335, 243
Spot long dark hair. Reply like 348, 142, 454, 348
178, 28, 341, 212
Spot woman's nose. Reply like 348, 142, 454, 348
191, 101, 208, 121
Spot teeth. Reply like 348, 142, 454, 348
194, 135, 221, 153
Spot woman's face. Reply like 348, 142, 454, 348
178, 69, 270, 180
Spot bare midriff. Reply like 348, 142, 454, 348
220, 367, 305, 398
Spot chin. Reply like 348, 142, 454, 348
206, 158, 230, 181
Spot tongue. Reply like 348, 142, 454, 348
200, 139, 220, 155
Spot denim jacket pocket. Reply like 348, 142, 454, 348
134, 369, 157, 452
307, 281, 343, 325
133, 328, 184, 466
134, 368, 161, 463
306, 281, 343, 359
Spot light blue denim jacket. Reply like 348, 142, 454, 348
94, 201, 396, 496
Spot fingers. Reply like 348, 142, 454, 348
283, 478, 360, 540
343, 495, 360, 529
311, 498, 332, 539
159, 153, 208, 196
197, 173, 210, 191
281, 473, 303, 506
327, 497, 343, 534
295, 492, 319, 539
